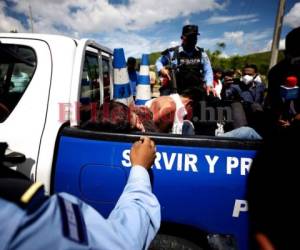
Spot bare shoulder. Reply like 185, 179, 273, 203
150, 96, 175, 117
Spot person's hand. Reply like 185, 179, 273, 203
206, 85, 217, 96
160, 67, 171, 80
278, 119, 290, 128
130, 136, 156, 170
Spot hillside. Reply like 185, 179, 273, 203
217, 50, 285, 75
146, 50, 284, 75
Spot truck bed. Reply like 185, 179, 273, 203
53, 127, 261, 250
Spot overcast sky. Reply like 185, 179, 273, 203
1, 0, 300, 58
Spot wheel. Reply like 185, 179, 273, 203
149, 234, 204, 250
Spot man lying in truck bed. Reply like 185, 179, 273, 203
82, 98, 262, 140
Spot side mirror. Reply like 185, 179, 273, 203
1, 142, 26, 166
4, 151, 26, 164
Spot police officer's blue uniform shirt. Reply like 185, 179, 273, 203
156, 46, 214, 87
0, 166, 160, 250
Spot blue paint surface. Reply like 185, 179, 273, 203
54, 136, 257, 250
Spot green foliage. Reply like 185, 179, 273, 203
217, 51, 284, 75
216, 42, 226, 50
149, 52, 161, 65
145, 46, 284, 76
204, 48, 285, 75
135, 52, 161, 67
206, 50, 284, 75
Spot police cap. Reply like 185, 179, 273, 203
182, 25, 200, 36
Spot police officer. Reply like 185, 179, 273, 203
156, 24, 214, 96
0, 137, 160, 250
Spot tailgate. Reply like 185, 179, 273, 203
53, 127, 260, 250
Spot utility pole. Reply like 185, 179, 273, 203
269, 0, 286, 69
29, 4, 34, 33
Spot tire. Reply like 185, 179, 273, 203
149, 234, 204, 250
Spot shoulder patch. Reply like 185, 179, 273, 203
196, 46, 204, 52
58, 196, 88, 245
20, 182, 44, 204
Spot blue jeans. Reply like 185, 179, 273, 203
182, 120, 195, 135
219, 126, 262, 140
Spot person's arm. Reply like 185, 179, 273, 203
155, 56, 165, 73
56, 137, 159, 250
106, 137, 160, 250
156, 52, 173, 80
202, 52, 216, 96
202, 52, 213, 87
107, 167, 160, 249
8, 137, 159, 250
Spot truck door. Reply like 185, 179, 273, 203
0, 38, 52, 180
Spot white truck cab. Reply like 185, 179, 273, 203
0, 33, 113, 193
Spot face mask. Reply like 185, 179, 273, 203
183, 35, 197, 50
242, 75, 254, 85
187, 36, 197, 46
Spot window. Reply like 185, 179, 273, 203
79, 51, 113, 124
80, 53, 100, 104
0, 44, 37, 122
80, 52, 100, 123
102, 57, 111, 103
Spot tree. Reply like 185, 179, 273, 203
217, 42, 226, 50
208, 42, 227, 69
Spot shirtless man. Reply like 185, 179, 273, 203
144, 93, 193, 133
83, 91, 195, 135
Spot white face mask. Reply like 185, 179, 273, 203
242, 75, 254, 85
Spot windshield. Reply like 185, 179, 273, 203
0, 44, 37, 122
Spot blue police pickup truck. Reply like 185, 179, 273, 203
0, 33, 260, 250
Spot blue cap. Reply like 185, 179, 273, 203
182, 25, 200, 36
113, 48, 126, 68
141, 54, 149, 66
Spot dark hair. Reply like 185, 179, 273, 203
127, 57, 136, 66
131, 106, 158, 132
83, 101, 131, 133
182, 24, 199, 36
181, 87, 205, 103
82, 101, 158, 133
223, 69, 235, 77
247, 123, 300, 249
213, 67, 223, 74
286, 26, 300, 56
243, 64, 257, 73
